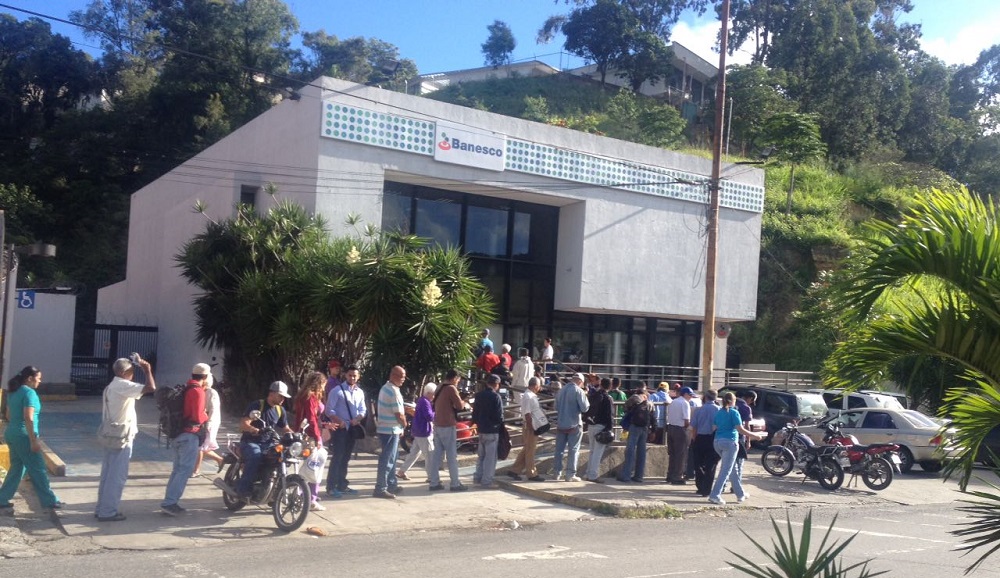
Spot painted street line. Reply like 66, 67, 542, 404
788, 521, 950, 544
483, 545, 607, 561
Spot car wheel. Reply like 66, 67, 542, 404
919, 460, 944, 473
897, 447, 915, 473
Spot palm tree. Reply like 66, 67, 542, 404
822, 187, 1000, 571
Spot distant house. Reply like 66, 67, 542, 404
411, 42, 718, 123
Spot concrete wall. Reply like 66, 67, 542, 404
10, 292, 76, 383
98, 76, 763, 384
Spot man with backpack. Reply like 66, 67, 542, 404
236, 381, 293, 499
160, 363, 210, 516
618, 383, 654, 483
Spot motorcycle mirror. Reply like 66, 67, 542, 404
300, 419, 309, 431
249, 410, 262, 420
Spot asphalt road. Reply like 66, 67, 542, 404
3, 502, 997, 578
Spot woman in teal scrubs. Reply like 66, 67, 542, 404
0, 366, 62, 512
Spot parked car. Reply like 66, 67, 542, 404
975, 425, 1000, 467
807, 389, 905, 417
800, 408, 957, 473
720, 386, 828, 444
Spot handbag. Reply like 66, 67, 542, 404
533, 423, 551, 436
595, 429, 614, 445
301, 445, 328, 483
343, 383, 366, 440
97, 388, 130, 450
497, 424, 512, 459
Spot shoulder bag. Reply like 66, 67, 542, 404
97, 387, 130, 450
342, 384, 366, 440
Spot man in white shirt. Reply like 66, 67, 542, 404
508, 377, 546, 482
510, 347, 534, 405
96, 356, 157, 522
666, 386, 694, 485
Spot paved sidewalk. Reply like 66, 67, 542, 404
2, 396, 996, 557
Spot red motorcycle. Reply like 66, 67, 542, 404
821, 420, 900, 491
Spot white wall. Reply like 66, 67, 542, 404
10, 292, 76, 383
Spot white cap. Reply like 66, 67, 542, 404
269, 380, 291, 398
192, 363, 211, 377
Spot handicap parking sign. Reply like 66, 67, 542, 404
16, 290, 35, 309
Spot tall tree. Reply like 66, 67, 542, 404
481, 20, 516, 69
721, 64, 794, 155
298, 31, 417, 88
724, 0, 794, 64
759, 112, 827, 214
545, 0, 633, 86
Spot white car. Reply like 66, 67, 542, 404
800, 408, 957, 473
808, 389, 905, 417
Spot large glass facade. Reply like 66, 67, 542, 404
381, 181, 701, 371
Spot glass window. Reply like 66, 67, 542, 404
415, 198, 461, 248
468, 258, 506, 315
509, 263, 553, 323
465, 205, 508, 257
239, 185, 259, 210
512, 212, 530, 258
382, 191, 411, 233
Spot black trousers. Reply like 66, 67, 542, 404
692, 434, 720, 495
666, 425, 690, 482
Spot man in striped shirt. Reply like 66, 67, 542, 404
374, 366, 408, 499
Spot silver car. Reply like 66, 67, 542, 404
800, 408, 956, 473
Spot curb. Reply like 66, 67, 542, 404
495, 478, 682, 518
0, 441, 65, 477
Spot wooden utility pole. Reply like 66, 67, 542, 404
701, 0, 731, 392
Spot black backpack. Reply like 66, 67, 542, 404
155, 383, 193, 439
629, 402, 651, 428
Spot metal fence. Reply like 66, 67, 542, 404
71, 324, 158, 394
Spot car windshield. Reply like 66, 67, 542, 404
796, 393, 828, 418
898, 409, 939, 428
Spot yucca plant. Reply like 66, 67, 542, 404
953, 472, 1000, 574
727, 511, 885, 578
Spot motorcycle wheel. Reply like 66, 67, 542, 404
761, 447, 795, 476
817, 457, 845, 490
862, 457, 893, 491
272, 476, 310, 532
222, 463, 246, 511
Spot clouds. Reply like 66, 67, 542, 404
920, 18, 1000, 65
670, 20, 753, 67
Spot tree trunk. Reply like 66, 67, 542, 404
785, 164, 796, 215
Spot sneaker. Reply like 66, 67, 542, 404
449, 485, 468, 492
310, 502, 326, 511
161, 504, 186, 516
428, 484, 446, 492
507, 471, 523, 481
97, 513, 127, 522
587, 477, 605, 484
565, 476, 582, 482
737, 493, 749, 504
527, 475, 546, 482
49, 501, 66, 510
708, 496, 726, 506
372, 490, 396, 500
480, 482, 498, 489
388, 486, 404, 495
396, 471, 410, 481
342, 487, 359, 495
327, 489, 343, 499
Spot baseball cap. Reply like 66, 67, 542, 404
269, 380, 291, 398
679, 386, 695, 396
192, 363, 211, 377
572, 373, 586, 382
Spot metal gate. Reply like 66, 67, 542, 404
71, 324, 158, 395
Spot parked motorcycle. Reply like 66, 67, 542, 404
761, 421, 849, 490
821, 420, 900, 491
214, 413, 311, 532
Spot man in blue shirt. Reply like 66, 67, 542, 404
552, 373, 589, 482
690, 389, 720, 496
236, 381, 292, 498
325, 365, 366, 498
647, 382, 669, 445
472, 375, 504, 487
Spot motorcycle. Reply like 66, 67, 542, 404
213, 412, 312, 532
821, 420, 900, 491
761, 421, 849, 490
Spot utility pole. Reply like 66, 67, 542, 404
701, 0, 731, 392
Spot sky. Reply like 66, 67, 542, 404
11, 0, 1000, 73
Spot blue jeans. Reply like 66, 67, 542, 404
552, 426, 583, 479
429, 425, 461, 488
376, 433, 400, 492
475, 432, 499, 485
619, 425, 648, 481
585, 424, 609, 480
710, 438, 744, 501
237, 441, 266, 495
0, 432, 59, 508
96, 442, 134, 517
326, 428, 357, 492
162, 432, 199, 507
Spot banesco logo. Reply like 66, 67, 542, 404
438, 132, 452, 151
438, 134, 503, 157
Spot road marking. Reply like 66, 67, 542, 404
863, 517, 902, 523
622, 572, 701, 577
483, 546, 607, 561
789, 522, 949, 544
